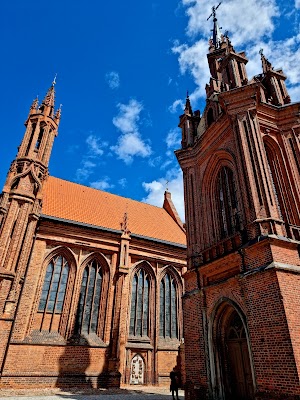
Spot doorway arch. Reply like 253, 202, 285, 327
210, 301, 255, 400
130, 353, 145, 385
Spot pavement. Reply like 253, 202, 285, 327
0, 386, 184, 400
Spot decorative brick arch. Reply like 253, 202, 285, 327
264, 135, 300, 229
208, 298, 255, 400
201, 151, 243, 248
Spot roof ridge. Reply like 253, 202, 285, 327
47, 175, 168, 212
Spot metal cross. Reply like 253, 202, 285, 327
207, 2, 222, 21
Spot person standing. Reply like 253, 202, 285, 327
170, 367, 179, 400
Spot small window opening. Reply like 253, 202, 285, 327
207, 108, 214, 127
35, 127, 45, 150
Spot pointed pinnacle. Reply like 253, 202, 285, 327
30, 97, 39, 110
42, 84, 55, 107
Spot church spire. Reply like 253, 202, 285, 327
207, 2, 222, 49
40, 75, 57, 117
184, 92, 193, 116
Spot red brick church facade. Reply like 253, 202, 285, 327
0, 83, 187, 388
176, 10, 300, 400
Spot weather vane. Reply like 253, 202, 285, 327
166, 180, 169, 191
207, 2, 222, 21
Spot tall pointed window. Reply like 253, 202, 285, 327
76, 260, 103, 334
216, 166, 238, 239
160, 273, 178, 339
37, 255, 70, 333
38, 255, 69, 314
129, 269, 150, 337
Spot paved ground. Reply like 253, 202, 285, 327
0, 386, 184, 400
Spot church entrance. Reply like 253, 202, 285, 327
130, 354, 144, 385
221, 310, 254, 400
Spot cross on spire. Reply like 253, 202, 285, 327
207, 2, 223, 49
207, 2, 222, 21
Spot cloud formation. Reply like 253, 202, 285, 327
75, 134, 107, 182
105, 71, 120, 89
90, 176, 114, 190
142, 168, 185, 221
111, 99, 152, 164
172, 0, 300, 105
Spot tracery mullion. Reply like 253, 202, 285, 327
82, 267, 91, 332
162, 277, 165, 337
89, 264, 97, 333
140, 272, 145, 336
134, 272, 139, 336
169, 275, 172, 337
171, 278, 177, 338
143, 273, 149, 336
40, 261, 54, 331
49, 257, 65, 332
223, 169, 232, 234
78, 269, 87, 333
92, 267, 102, 334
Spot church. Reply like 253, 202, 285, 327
1, 4, 300, 399
0, 83, 187, 388
176, 7, 300, 400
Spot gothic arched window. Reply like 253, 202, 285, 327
38, 255, 70, 314
76, 260, 103, 334
216, 166, 238, 239
37, 255, 70, 333
129, 269, 150, 337
160, 273, 178, 339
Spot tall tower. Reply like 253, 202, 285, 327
0, 81, 61, 315
176, 6, 300, 400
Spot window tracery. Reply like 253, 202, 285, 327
129, 269, 150, 337
76, 259, 103, 334
159, 272, 178, 339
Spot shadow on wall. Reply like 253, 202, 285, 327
56, 333, 109, 390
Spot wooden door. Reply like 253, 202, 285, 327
227, 339, 253, 399
224, 312, 254, 400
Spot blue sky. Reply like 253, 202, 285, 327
1, 0, 300, 220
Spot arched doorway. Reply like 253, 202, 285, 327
130, 354, 144, 385
211, 303, 255, 400
223, 310, 254, 399
218, 308, 254, 400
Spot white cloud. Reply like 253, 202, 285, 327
75, 134, 107, 182
166, 128, 182, 149
171, 0, 300, 106
142, 168, 185, 221
111, 99, 152, 164
169, 98, 185, 114
90, 176, 114, 190
105, 71, 120, 89
118, 178, 127, 188
86, 134, 105, 156
183, 0, 278, 45
76, 160, 96, 181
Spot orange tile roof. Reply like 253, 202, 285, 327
42, 176, 186, 246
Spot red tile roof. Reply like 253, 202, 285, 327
42, 176, 186, 246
